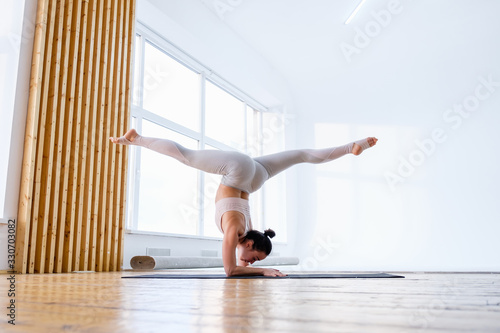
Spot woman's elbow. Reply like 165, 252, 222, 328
225, 266, 236, 277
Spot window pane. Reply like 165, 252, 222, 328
205, 81, 245, 149
261, 112, 285, 155
143, 42, 200, 131
137, 120, 199, 235
246, 106, 261, 156
249, 192, 263, 232
203, 169, 222, 238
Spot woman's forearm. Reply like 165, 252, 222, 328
226, 265, 264, 277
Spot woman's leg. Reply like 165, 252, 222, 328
110, 129, 256, 191
254, 137, 377, 180
110, 130, 377, 193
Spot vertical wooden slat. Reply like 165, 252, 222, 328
94, 0, 113, 272
87, 0, 105, 272
101, 0, 119, 272
18, 0, 135, 274
110, 0, 125, 271
15, 0, 50, 274
118, 0, 135, 270
79, 0, 99, 271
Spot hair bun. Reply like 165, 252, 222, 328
263, 229, 276, 239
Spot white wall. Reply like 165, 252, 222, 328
0, 0, 36, 270
203, 0, 500, 271
289, 0, 500, 271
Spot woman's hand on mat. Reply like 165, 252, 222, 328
262, 268, 287, 277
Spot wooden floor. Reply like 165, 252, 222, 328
1, 269, 499, 332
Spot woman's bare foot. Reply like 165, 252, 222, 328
110, 129, 139, 144
352, 137, 378, 156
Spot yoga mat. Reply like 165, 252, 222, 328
123, 273, 404, 279
130, 256, 299, 270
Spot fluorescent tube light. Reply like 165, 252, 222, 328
345, 0, 367, 24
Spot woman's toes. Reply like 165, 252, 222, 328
352, 137, 377, 155
368, 137, 378, 147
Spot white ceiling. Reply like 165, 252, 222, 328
146, 0, 500, 126
197, 0, 500, 119
200, 0, 360, 84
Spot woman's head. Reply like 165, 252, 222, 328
238, 229, 276, 264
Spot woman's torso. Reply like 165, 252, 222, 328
215, 184, 251, 236
216, 184, 249, 201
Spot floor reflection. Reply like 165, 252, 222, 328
222, 279, 269, 332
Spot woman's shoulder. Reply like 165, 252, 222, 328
221, 211, 246, 235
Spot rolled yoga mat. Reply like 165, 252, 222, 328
123, 273, 404, 279
130, 256, 300, 270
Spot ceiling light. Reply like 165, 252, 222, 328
345, 0, 367, 24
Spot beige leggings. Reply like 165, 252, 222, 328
119, 134, 369, 193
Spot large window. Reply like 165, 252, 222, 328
127, 25, 287, 242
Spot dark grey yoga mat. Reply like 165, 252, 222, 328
122, 273, 404, 279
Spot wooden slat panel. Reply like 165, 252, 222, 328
15, 0, 51, 274
17, 0, 134, 274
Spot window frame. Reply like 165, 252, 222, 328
126, 22, 283, 240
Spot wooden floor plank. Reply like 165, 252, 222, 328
0, 271, 498, 333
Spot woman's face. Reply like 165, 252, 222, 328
238, 240, 266, 264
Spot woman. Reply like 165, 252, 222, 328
110, 129, 377, 277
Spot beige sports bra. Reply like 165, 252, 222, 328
215, 197, 253, 234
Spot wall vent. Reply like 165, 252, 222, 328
146, 248, 171, 256
201, 250, 218, 257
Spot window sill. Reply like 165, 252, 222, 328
125, 228, 288, 245
125, 229, 223, 241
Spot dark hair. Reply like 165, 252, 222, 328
241, 228, 276, 255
